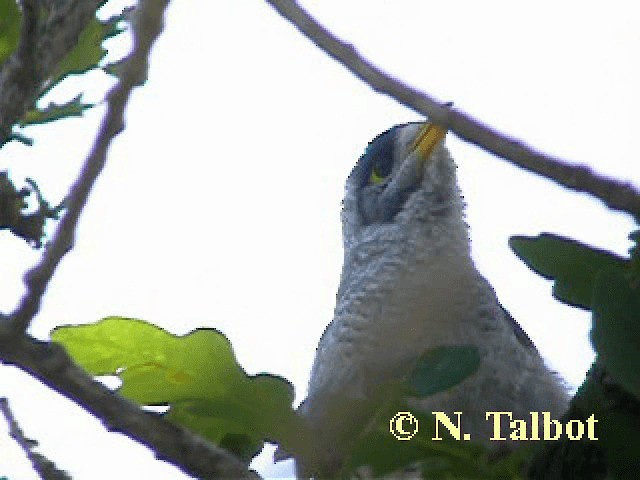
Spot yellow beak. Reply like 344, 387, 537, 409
411, 122, 447, 164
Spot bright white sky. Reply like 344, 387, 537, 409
0, 1, 638, 478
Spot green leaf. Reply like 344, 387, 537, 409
509, 234, 628, 309
0, 0, 20, 65
591, 269, 640, 398
406, 345, 480, 398
20, 95, 94, 127
52, 317, 302, 461
47, 12, 126, 89
4, 4, 130, 146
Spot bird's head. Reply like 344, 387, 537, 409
342, 122, 463, 247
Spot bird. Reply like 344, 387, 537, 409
295, 121, 569, 478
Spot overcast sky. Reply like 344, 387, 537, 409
0, 1, 638, 478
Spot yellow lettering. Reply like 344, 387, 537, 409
543, 412, 562, 440
566, 420, 584, 440
486, 412, 510, 440
432, 412, 462, 440
510, 418, 528, 440
586, 414, 598, 440
529, 411, 540, 440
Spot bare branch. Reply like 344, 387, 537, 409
0, 397, 71, 480
0, 328, 257, 479
265, 0, 640, 218
0, 0, 104, 144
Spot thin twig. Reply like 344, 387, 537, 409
0, 397, 72, 480
265, 0, 640, 218
0, 0, 104, 144
0, 330, 256, 479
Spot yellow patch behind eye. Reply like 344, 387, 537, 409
411, 122, 448, 160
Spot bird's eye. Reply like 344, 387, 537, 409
361, 128, 396, 186
369, 161, 392, 185
369, 166, 385, 184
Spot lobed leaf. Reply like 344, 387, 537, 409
52, 317, 301, 462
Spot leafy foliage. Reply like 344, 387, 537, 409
509, 234, 628, 309
0, 1, 130, 144
528, 361, 638, 480
0, 0, 20, 65
577, 364, 640, 480
47, 10, 127, 90
0, 1, 130, 246
51, 317, 303, 463
591, 268, 640, 399
19, 95, 94, 127
0, 172, 64, 248
511, 231, 640, 479
53, 320, 530, 477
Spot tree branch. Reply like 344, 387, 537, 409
264, 0, 640, 218
0, 327, 256, 479
16, 0, 39, 74
0, 397, 71, 480
0, 0, 104, 144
